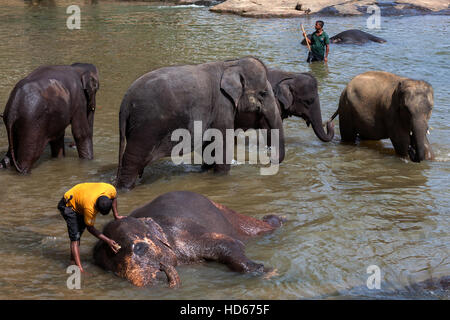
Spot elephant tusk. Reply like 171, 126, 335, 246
427, 130, 430, 135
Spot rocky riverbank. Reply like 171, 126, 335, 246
209, 0, 449, 18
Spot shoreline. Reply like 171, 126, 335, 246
208, 1, 450, 18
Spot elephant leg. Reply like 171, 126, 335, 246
50, 134, 65, 158
117, 140, 164, 189
71, 120, 93, 160
390, 134, 409, 158
15, 133, 47, 173
199, 233, 264, 273
339, 112, 357, 142
201, 129, 231, 174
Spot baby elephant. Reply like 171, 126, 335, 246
330, 71, 434, 162
93, 191, 284, 287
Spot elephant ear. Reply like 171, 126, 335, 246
220, 65, 244, 109
81, 71, 98, 109
275, 80, 294, 111
141, 217, 172, 250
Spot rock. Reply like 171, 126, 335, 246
177, 0, 224, 6
210, 0, 450, 17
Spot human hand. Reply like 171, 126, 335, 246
115, 215, 126, 220
324, 57, 328, 63
108, 240, 121, 253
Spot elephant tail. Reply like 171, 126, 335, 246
329, 108, 339, 122
6, 116, 24, 173
327, 88, 347, 124
116, 99, 129, 182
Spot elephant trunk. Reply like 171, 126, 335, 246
409, 119, 427, 163
160, 263, 181, 288
262, 101, 285, 164
310, 101, 334, 142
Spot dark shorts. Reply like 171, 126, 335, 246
307, 51, 324, 63
58, 198, 86, 241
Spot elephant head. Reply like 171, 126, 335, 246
272, 72, 334, 142
93, 217, 180, 288
221, 57, 285, 163
395, 79, 434, 162
71, 63, 99, 112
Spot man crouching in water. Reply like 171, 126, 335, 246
58, 182, 124, 273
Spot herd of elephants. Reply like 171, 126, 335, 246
0, 29, 436, 288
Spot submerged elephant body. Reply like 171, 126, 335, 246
0, 63, 99, 173
93, 191, 284, 287
116, 57, 285, 190
329, 29, 386, 44
331, 71, 434, 162
301, 29, 386, 45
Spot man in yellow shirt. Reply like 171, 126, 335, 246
57, 182, 124, 273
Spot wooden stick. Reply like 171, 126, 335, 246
301, 24, 311, 52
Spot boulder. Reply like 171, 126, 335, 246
210, 0, 450, 17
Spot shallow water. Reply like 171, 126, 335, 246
0, 2, 448, 299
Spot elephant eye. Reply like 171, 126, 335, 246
259, 91, 268, 98
133, 242, 148, 256
302, 98, 315, 106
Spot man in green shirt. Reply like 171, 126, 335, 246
303, 20, 330, 63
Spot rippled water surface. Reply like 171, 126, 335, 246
0, 2, 449, 299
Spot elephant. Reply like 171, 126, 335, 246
301, 29, 386, 45
0, 63, 99, 173
234, 69, 334, 142
115, 57, 285, 190
330, 71, 434, 162
93, 191, 285, 287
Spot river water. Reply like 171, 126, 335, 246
0, 2, 448, 299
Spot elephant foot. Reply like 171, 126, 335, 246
201, 163, 214, 172
263, 214, 286, 228
0, 156, 11, 169
245, 261, 265, 274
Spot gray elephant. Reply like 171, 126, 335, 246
0, 63, 99, 173
93, 191, 284, 287
116, 57, 285, 190
330, 71, 434, 162
235, 69, 334, 142
329, 29, 386, 44
301, 29, 386, 45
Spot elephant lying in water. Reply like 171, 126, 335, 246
301, 29, 386, 45
330, 71, 434, 162
93, 191, 284, 287
115, 57, 285, 190
0, 63, 99, 173
235, 69, 334, 142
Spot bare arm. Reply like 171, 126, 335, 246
87, 225, 120, 253
111, 198, 125, 220
325, 44, 330, 62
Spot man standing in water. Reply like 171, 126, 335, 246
303, 20, 330, 63
58, 182, 124, 273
